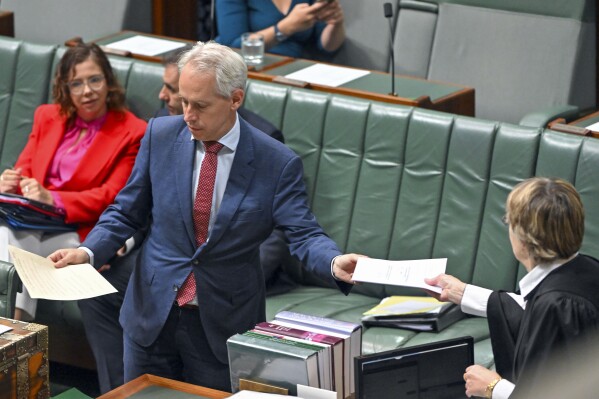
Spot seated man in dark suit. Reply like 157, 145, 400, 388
78, 47, 296, 394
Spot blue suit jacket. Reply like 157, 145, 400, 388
82, 115, 350, 363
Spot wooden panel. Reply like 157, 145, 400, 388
152, 0, 198, 40
98, 374, 231, 399
0, 11, 15, 37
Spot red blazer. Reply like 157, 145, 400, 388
15, 104, 147, 240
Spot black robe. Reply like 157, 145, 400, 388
487, 254, 599, 398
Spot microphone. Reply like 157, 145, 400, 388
384, 2, 397, 96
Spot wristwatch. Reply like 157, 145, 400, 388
274, 23, 288, 43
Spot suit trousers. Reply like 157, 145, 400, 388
123, 304, 232, 392
0, 223, 79, 319
78, 247, 137, 394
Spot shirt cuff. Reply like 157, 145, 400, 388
119, 236, 136, 257
492, 378, 515, 399
460, 284, 492, 317
80, 246, 94, 267
331, 255, 341, 280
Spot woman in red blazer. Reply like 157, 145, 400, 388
0, 43, 147, 320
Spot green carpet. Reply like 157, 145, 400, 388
49, 362, 100, 398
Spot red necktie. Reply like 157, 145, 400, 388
176, 141, 224, 306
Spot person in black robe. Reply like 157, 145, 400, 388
426, 177, 599, 399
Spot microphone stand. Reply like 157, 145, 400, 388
385, 3, 397, 96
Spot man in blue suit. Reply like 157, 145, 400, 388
51, 41, 359, 391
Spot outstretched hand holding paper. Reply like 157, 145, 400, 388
352, 258, 447, 293
8, 245, 116, 300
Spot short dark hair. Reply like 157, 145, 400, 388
52, 43, 126, 118
162, 44, 194, 67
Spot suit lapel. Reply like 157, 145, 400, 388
174, 125, 197, 248
205, 122, 256, 249
33, 112, 65, 182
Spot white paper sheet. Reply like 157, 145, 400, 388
8, 246, 117, 300
297, 384, 338, 399
0, 325, 12, 335
229, 391, 300, 398
105, 35, 186, 56
284, 64, 370, 87
352, 258, 447, 293
584, 121, 599, 131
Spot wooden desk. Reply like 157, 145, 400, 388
0, 10, 14, 37
548, 111, 599, 139
87, 31, 293, 73
80, 31, 474, 117
250, 59, 475, 116
98, 374, 231, 399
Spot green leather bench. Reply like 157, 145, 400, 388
243, 80, 599, 368
2, 35, 599, 373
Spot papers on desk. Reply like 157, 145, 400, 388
105, 35, 186, 56
0, 325, 12, 335
284, 64, 370, 87
352, 257, 447, 293
8, 246, 117, 300
229, 391, 302, 398
585, 121, 599, 131
229, 385, 334, 399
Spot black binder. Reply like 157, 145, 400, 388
361, 302, 466, 332
0, 193, 77, 232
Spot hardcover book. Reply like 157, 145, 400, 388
254, 322, 343, 397
274, 311, 362, 396
227, 332, 320, 396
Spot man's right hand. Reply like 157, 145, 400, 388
49, 248, 90, 269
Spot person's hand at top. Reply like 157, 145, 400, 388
315, 0, 344, 26
425, 273, 466, 305
278, 1, 332, 36
0, 168, 23, 194
20, 177, 54, 205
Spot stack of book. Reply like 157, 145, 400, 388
227, 311, 362, 398
361, 296, 465, 332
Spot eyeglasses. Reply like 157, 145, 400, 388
67, 75, 105, 95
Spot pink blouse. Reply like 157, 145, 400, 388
45, 114, 107, 209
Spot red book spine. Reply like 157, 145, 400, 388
255, 322, 342, 345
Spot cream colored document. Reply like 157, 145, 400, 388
8, 246, 117, 300
352, 258, 447, 293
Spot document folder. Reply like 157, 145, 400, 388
0, 193, 77, 232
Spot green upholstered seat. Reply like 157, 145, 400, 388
0, 261, 19, 319
2, 35, 599, 373
392, 0, 596, 124
242, 80, 599, 368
